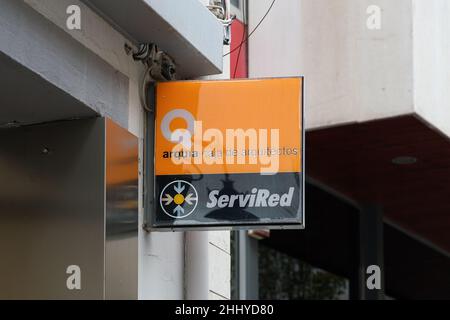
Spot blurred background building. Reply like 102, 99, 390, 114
233, 0, 450, 300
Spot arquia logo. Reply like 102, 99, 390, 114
160, 108, 282, 174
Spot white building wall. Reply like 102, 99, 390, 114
248, 0, 415, 130
412, 0, 450, 137
23, 0, 229, 299
208, 231, 231, 300
197, 0, 231, 301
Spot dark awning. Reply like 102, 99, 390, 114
262, 182, 450, 299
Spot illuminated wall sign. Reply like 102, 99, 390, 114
151, 77, 304, 230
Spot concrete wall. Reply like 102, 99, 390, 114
2, 0, 231, 299
208, 231, 231, 299
412, 0, 450, 137
248, 0, 450, 137
0, 0, 130, 128
248, 0, 415, 129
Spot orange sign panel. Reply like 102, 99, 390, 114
152, 78, 304, 230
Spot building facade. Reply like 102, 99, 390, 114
243, 0, 450, 299
0, 0, 231, 300
1, 0, 449, 300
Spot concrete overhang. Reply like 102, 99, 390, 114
306, 115, 450, 255
0, 52, 97, 127
1, 0, 131, 128
82, 0, 224, 79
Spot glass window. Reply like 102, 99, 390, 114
259, 244, 349, 300
230, 0, 246, 22
231, 0, 241, 9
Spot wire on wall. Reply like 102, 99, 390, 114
233, 0, 247, 78
224, 0, 276, 58
126, 43, 176, 112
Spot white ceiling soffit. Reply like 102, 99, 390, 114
0, 52, 97, 127
82, 0, 224, 79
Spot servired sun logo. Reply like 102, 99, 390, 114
160, 180, 198, 219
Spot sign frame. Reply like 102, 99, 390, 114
144, 77, 305, 231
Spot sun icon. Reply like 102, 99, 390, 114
160, 180, 198, 219
173, 193, 185, 205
